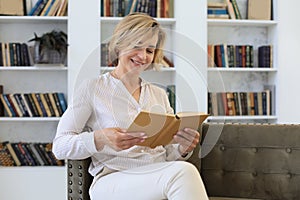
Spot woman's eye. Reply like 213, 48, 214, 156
147, 49, 154, 54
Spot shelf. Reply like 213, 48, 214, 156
0, 117, 61, 122
101, 16, 176, 25
0, 66, 67, 71
101, 66, 176, 72
207, 19, 277, 27
207, 68, 277, 72
208, 115, 277, 121
0, 16, 68, 24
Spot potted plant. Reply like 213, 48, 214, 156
28, 30, 68, 65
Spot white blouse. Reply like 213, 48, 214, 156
52, 72, 190, 176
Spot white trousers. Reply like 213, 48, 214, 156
89, 161, 209, 200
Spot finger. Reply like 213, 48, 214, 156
125, 132, 147, 139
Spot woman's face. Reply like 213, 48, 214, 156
117, 34, 158, 74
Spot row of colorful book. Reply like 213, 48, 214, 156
28, 0, 68, 16
0, 91, 67, 117
101, 0, 173, 18
208, 44, 272, 68
0, 43, 32, 67
208, 90, 273, 116
0, 142, 64, 166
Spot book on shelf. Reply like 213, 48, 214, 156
209, 44, 254, 68
248, 0, 271, 20
230, 0, 242, 19
0, 142, 15, 166
208, 90, 273, 116
258, 45, 273, 68
0, 0, 25, 16
0, 85, 3, 116
0, 141, 64, 166
101, 0, 172, 18
0, 42, 31, 67
225, 0, 236, 19
127, 110, 209, 148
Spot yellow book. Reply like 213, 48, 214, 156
127, 110, 209, 148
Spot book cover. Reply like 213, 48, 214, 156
0, 142, 15, 166
248, 0, 271, 20
127, 110, 209, 148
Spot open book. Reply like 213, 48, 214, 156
127, 110, 209, 148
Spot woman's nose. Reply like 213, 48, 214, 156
137, 48, 147, 60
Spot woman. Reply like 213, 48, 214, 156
53, 13, 209, 200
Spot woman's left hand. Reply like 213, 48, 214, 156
173, 128, 200, 156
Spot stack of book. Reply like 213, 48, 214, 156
0, 141, 64, 166
207, 2, 229, 19
0, 92, 67, 117
208, 89, 274, 116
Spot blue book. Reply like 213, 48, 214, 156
57, 93, 67, 112
28, 0, 44, 16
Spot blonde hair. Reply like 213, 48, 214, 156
108, 12, 166, 70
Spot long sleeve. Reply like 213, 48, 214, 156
52, 79, 98, 160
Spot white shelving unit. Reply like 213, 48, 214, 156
207, 0, 278, 123
0, 16, 68, 200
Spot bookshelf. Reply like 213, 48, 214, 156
206, 0, 278, 123
0, 15, 67, 200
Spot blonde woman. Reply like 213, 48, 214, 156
53, 13, 208, 200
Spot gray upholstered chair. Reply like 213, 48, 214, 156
67, 123, 300, 200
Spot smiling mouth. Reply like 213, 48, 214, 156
131, 59, 146, 66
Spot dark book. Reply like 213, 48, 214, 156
7, 94, 22, 117
20, 43, 31, 66
11, 143, 28, 165
43, 93, 55, 117
11, 93, 29, 117
0, 43, 3, 66
39, 93, 52, 117
1, 94, 17, 117
24, 93, 39, 117
47, 93, 60, 117
37, 143, 55, 165
35, 93, 47, 117
239, 92, 248, 115
31, 93, 44, 117
258, 45, 272, 68
24, 143, 41, 166
17, 143, 34, 166
33, 143, 50, 165
57, 92, 67, 113
0, 85, 4, 116
14, 93, 30, 117
53, 92, 63, 116
29, 143, 45, 166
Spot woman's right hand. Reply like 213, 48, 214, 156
94, 128, 147, 151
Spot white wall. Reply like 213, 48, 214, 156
277, 0, 300, 123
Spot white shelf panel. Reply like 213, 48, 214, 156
208, 115, 277, 121
101, 16, 176, 25
0, 66, 67, 71
207, 68, 277, 72
207, 19, 277, 27
0, 16, 68, 24
0, 117, 61, 122
100, 66, 176, 72
0, 166, 67, 200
